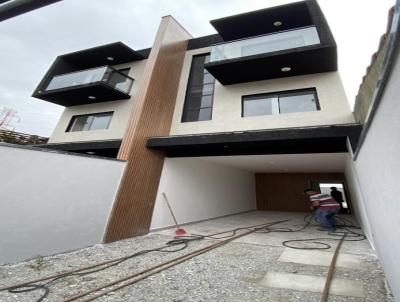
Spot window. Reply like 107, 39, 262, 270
66, 112, 113, 132
242, 88, 319, 117
181, 54, 215, 122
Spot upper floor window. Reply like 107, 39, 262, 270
66, 112, 113, 132
181, 54, 215, 122
242, 88, 319, 117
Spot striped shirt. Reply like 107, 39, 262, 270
310, 193, 340, 211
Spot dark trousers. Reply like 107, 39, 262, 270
315, 208, 339, 229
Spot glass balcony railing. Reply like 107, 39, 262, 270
45, 66, 134, 94
209, 26, 320, 63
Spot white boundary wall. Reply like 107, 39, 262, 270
150, 157, 256, 230
0, 144, 126, 264
346, 48, 400, 300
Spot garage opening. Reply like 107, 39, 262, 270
150, 152, 352, 230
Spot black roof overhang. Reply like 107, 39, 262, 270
147, 124, 362, 157
205, 44, 337, 85
34, 82, 131, 107
59, 42, 144, 69
209, 0, 332, 43
210, 0, 312, 41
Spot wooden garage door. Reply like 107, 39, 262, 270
255, 173, 345, 212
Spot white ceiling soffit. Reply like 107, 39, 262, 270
199, 153, 348, 173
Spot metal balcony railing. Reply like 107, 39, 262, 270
45, 66, 134, 94
210, 26, 320, 63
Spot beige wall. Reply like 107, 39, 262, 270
48, 59, 147, 143
49, 47, 355, 143
170, 47, 355, 136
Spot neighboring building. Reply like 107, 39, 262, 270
0, 129, 48, 145
33, 1, 361, 240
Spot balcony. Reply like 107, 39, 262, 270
205, 0, 337, 85
32, 42, 145, 106
209, 26, 320, 63
35, 66, 134, 106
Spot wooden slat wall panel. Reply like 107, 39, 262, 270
256, 173, 345, 212
103, 17, 191, 243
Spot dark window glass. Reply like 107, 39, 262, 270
242, 89, 319, 117
182, 54, 215, 122
67, 112, 113, 132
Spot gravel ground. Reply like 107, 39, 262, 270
0, 215, 395, 302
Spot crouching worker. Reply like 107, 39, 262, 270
304, 189, 341, 231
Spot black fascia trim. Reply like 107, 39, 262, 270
33, 81, 130, 107
59, 42, 144, 65
136, 47, 151, 58
306, 0, 336, 48
40, 139, 122, 152
147, 124, 362, 157
210, 0, 313, 41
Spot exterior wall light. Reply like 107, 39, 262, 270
281, 67, 291, 72
107, 56, 114, 61
88, 96, 96, 100
273, 21, 283, 26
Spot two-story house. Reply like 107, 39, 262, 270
33, 0, 361, 243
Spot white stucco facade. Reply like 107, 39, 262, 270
48, 59, 147, 143
170, 47, 355, 136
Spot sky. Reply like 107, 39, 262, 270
0, 0, 394, 136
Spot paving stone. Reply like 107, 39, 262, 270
259, 271, 365, 298
278, 248, 362, 269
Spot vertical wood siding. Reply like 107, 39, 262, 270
255, 173, 345, 212
104, 17, 191, 243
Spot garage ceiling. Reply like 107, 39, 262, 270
199, 153, 347, 173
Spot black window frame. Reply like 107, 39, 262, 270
241, 88, 320, 117
181, 53, 215, 123
66, 111, 114, 132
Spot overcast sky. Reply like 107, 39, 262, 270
0, 0, 394, 136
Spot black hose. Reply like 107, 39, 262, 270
4, 234, 204, 302
4, 215, 366, 301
